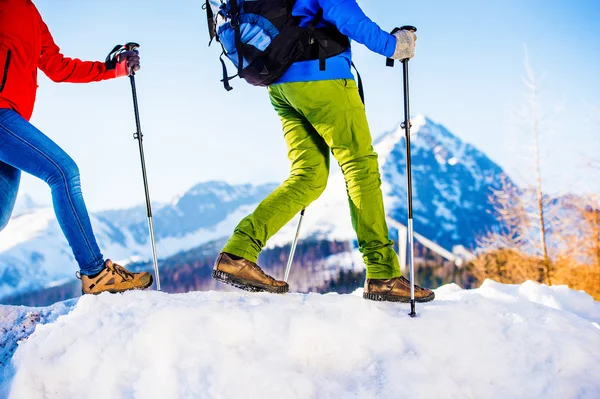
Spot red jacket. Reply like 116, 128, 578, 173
0, 0, 118, 121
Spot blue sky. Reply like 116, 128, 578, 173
22, 0, 600, 211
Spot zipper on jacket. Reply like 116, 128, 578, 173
0, 50, 11, 93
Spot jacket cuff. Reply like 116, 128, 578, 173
384, 33, 397, 58
102, 64, 119, 80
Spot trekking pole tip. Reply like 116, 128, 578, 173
409, 300, 417, 317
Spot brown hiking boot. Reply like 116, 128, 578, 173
78, 259, 153, 295
212, 252, 289, 294
363, 276, 435, 303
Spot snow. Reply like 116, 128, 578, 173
479, 280, 600, 324
323, 250, 364, 273
432, 198, 457, 222
0, 300, 74, 390
433, 178, 462, 207
1, 280, 599, 398
0, 209, 56, 254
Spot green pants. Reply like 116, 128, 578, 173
223, 79, 401, 279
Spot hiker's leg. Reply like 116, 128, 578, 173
0, 109, 104, 275
222, 84, 330, 262
277, 80, 400, 279
0, 160, 20, 230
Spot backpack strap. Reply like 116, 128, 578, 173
307, 11, 364, 104
305, 9, 350, 72
229, 0, 245, 78
205, 0, 216, 45
307, 9, 324, 31
285, 0, 295, 12
220, 51, 235, 91
306, 9, 328, 71
351, 62, 365, 105
205, 0, 233, 90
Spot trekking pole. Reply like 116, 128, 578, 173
284, 209, 305, 282
387, 26, 417, 317
125, 42, 161, 291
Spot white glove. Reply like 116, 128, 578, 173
392, 30, 417, 60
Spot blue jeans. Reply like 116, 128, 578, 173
0, 109, 105, 275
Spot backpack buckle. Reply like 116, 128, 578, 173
231, 13, 240, 27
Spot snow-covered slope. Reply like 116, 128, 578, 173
1, 280, 599, 398
0, 115, 509, 300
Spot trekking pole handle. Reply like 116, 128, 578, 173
124, 42, 140, 77
125, 42, 140, 52
387, 26, 417, 67
399, 25, 417, 33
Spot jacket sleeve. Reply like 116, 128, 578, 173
318, 0, 396, 58
37, 16, 117, 83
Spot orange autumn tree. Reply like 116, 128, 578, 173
472, 58, 600, 299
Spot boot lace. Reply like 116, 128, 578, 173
110, 263, 135, 281
398, 276, 428, 293
251, 263, 274, 282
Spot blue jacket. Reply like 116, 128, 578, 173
275, 0, 396, 84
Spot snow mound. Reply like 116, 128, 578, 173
0, 300, 73, 393
2, 281, 600, 398
478, 279, 600, 324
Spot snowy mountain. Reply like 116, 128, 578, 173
0, 115, 509, 300
97, 181, 279, 244
377, 115, 506, 247
9, 194, 39, 218
1, 280, 599, 398
0, 183, 276, 299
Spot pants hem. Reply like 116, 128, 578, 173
221, 244, 259, 264
79, 258, 106, 276
366, 269, 402, 280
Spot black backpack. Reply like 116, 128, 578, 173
205, 0, 351, 90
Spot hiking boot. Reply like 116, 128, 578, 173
78, 259, 153, 295
363, 276, 435, 303
212, 252, 289, 294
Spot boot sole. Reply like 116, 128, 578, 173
83, 274, 155, 295
212, 270, 289, 294
363, 291, 435, 303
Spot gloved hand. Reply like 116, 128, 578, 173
115, 50, 140, 77
105, 48, 141, 77
391, 30, 417, 60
